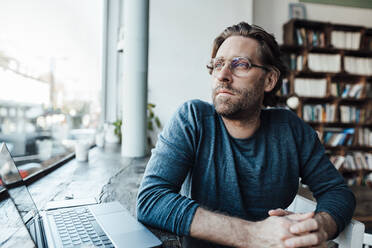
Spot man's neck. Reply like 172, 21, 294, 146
221, 110, 261, 139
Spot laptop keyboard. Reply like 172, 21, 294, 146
50, 206, 114, 248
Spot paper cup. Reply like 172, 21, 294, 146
75, 141, 90, 162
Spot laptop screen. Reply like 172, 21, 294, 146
0, 143, 39, 224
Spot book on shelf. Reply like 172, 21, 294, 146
330, 155, 345, 170
296, 55, 305, 71
303, 105, 313, 122
329, 82, 365, 98
354, 152, 369, 170
303, 104, 336, 122
319, 32, 325, 47
346, 83, 363, 98
331, 31, 361, 50
307, 53, 341, 72
294, 28, 325, 47
290, 54, 297, 70
357, 128, 372, 147
294, 78, 327, 97
339, 105, 362, 123
325, 104, 336, 122
332, 152, 372, 171
340, 85, 351, 98
344, 57, 372, 75
367, 153, 372, 169
345, 154, 357, 170
296, 28, 304, 46
281, 78, 290, 95
330, 82, 341, 97
323, 128, 354, 146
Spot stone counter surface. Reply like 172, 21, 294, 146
0, 146, 180, 248
98, 155, 181, 247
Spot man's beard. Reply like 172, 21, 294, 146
212, 80, 265, 121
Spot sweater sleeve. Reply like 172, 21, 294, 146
136, 101, 200, 236
294, 117, 356, 237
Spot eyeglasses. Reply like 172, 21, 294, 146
208, 56, 269, 77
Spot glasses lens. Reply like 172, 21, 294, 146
212, 58, 224, 72
210, 57, 254, 77
230, 57, 251, 76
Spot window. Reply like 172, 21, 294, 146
0, 0, 103, 181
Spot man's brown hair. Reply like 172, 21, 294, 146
209, 22, 287, 107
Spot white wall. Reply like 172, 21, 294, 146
148, 0, 253, 125
253, 0, 372, 44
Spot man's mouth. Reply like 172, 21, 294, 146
217, 89, 234, 96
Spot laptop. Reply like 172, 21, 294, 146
0, 143, 162, 248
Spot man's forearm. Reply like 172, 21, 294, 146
189, 207, 302, 248
315, 212, 338, 240
189, 207, 253, 247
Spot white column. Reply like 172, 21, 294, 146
121, 0, 149, 157
101, 0, 121, 124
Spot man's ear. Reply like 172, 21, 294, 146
264, 67, 280, 92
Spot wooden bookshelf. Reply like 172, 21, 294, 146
279, 19, 372, 190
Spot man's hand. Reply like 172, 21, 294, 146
189, 207, 314, 248
268, 209, 336, 248
243, 213, 314, 248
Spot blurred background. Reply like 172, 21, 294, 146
0, 0, 102, 178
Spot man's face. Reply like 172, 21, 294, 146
211, 36, 268, 120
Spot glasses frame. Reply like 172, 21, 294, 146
207, 56, 270, 77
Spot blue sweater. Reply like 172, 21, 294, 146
137, 100, 355, 246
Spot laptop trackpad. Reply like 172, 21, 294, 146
95, 211, 143, 234
94, 212, 161, 248
110, 230, 162, 248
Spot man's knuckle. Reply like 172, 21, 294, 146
313, 219, 319, 229
312, 233, 319, 244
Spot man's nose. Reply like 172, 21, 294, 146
216, 64, 232, 83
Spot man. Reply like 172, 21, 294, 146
137, 22, 355, 248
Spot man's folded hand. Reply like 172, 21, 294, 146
243, 212, 314, 248
268, 208, 329, 248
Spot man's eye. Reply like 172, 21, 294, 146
214, 61, 224, 69
232, 60, 249, 69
